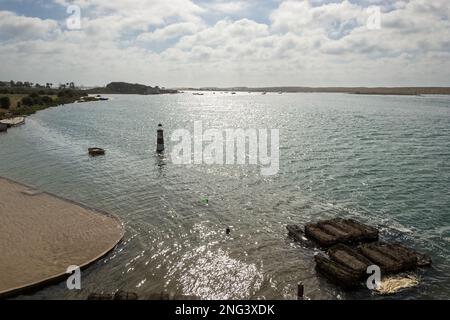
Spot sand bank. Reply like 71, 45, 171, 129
0, 116, 25, 127
0, 177, 124, 298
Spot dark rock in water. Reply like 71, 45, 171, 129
287, 224, 306, 242
387, 243, 432, 267
87, 290, 138, 300
304, 218, 379, 247
358, 243, 403, 273
287, 225, 316, 248
288, 218, 431, 290
318, 222, 352, 242
374, 243, 417, 271
328, 244, 372, 278
342, 219, 379, 242
305, 224, 339, 247
359, 242, 431, 272
325, 219, 364, 238
113, 290, 138, 300
314, 254, 360, 289
0, 123, 7, 132
325, 218, 377, 242
417, 253, 432, 267
87, 293, 114, 300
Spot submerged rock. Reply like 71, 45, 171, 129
328, 244, 372, 278
287, 218, 431, 291
303, 218, 379, 247
314, 254, 360, 289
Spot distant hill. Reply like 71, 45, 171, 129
87, 82, 178, 95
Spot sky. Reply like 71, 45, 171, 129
0, 0, 449, 87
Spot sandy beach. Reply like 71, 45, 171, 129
0, 177, 124, 298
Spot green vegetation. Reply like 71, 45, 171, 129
0, 96, 11, 109
10, 103, 52, 117
0, 89, 87, 120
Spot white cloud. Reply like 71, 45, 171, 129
202, 1, 250, 14
0, 11, 59, 40
0, 0, 449, 86
270, 0, 366, 39
55, 0, 205, 23
55, 0, 205, 40
176, 19, 269, 50
136, 22, 203, 43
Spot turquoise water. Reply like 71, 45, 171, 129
0, 92, 449, 299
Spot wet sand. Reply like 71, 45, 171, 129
0, 177, 124, 298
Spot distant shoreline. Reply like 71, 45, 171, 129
86, 82, 178, 95
179, 87, 450, 96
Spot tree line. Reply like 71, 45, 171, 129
0, 81, 76, 89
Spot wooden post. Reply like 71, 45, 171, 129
297, 282, 304, 300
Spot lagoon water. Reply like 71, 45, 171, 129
1, 92, 449, 299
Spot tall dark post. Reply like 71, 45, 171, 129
297, 282, 304, 300
157, 124, 164, 153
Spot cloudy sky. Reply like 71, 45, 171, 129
0, 0, 449, 87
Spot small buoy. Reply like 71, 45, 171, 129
156, 124, 164, 153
